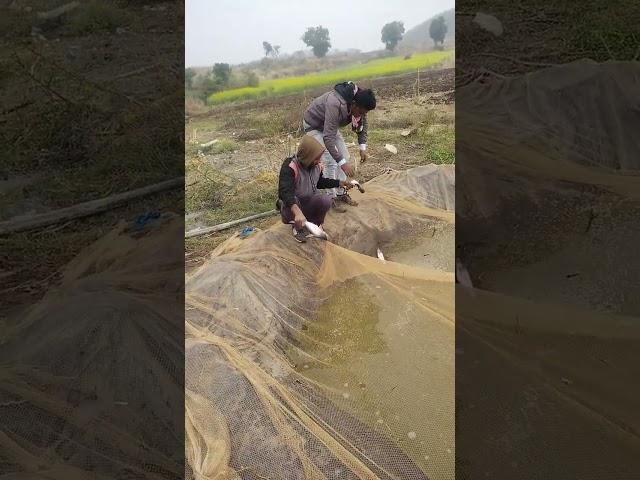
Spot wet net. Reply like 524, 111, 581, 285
456, 61, 640, 478
185, 165, 455, 480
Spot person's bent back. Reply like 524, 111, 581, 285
302, 82, 376, 212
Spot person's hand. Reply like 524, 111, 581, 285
341, 162, 355, 176
359, 150, 368, 163
294, 211, 306, 231
340, 179, 354, 190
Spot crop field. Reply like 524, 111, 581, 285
208, 50, 453, 104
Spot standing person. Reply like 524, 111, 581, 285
277, 134, 355, 243
302, 81, 376, 212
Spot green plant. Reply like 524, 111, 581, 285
185, 68, 196, 89
185, 160, 226, 212
429, 16, 447, 47
212, 63, 232, 85
302, 26, 331, 58
202, 139, 238, 154
419, 122, 454, 164
208, 51, 452, 104
381, 21, 405, 51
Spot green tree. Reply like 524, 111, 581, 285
185, 68, 196, 89
381, 21, 405, 51
211, 63, 231, 85
262, 41, 273, 57
302, 26, 331, 58
273, 45, 281, 58
429, 16, 447, 47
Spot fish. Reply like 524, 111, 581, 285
305, 221, 329, 240
349, 179, 365, 193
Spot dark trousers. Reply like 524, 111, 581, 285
280, 194, 332, 227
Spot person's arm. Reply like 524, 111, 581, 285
317, 174, 340, 190
357, 114, 368, 163
278, 161, 297, 207
357, 113, 368, 148
290, 203, 306, 229
317, 170, 352, 190
322, 100, 346, 165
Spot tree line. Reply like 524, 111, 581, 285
186, 15, 447, 99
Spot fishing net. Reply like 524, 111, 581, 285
186, 165, 455, 480
0, 216, 185, 479
456, 60, 640, 478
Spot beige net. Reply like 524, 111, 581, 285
0, 216, 185, 479
456, 61, 640, 478
185, 165, 455, 480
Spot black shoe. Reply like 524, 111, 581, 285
337, 193, 358, 206
292, 226, 307, 243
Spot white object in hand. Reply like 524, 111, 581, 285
305, 221, 328, 240
349, 179, 365, 193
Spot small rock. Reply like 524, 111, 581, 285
400, 128, 415, 137
473, 12, 504, 37
407, 431, 417, 440
384, 144, 398, 154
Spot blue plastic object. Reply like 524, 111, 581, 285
130, 211, 161, 232
239, 226, 256, 239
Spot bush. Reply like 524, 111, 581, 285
201, 139, 238, 154
246, 71, 260, 87
185, 170, 225, 212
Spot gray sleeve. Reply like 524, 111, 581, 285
322, 99, 344, 162
357, 114, 368, 145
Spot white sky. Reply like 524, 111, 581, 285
185, 0, 454, 66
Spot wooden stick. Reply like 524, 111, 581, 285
37, 1, 80, 20
185, 210, 278, 238
0, 177, 184, 235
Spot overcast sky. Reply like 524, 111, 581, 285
186, 0, 454, 66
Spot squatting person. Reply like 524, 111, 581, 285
277, 134, 355, 242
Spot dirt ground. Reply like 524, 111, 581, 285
185, 67, 455, 270
1, 1, 183, 315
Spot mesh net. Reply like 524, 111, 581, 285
186, 165, 455, 480
0, 216, 185, 479
456, 61, 640, 478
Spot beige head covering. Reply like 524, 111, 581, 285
296, 134, 325, 168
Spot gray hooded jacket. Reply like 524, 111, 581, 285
303, 84, 368, 162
